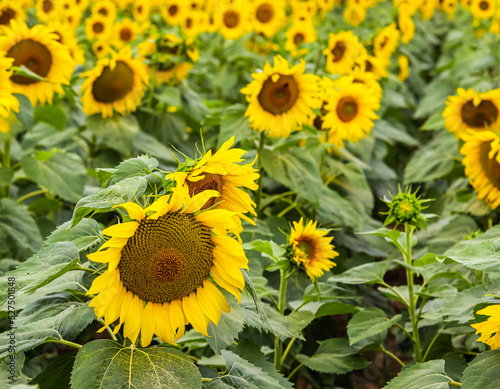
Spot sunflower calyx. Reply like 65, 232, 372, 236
382, 187, 431, 230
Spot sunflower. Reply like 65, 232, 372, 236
181, 11, 206, 39
0, 21, 74, 106
218, 2, 249, 40
348, 66, 383, 100
167, 136, 259, 227
471, 0, 495, 18
471, 304, 500, 349
290, 218, 338, 281
398, 54, 409, 81
80, 47, 149, 118
86, 186, 249, 347
113, 18, 141, 48
322, 76, 380, 147
0, 53, 19, 133
461, 131, 500, 209
85, 14, 112, 40
36, 0, 59, 23
373, 23, 400, 59
92, 40, 111, 58
398, 11, 415, 44
344, 4, 366, 26
360, 54, 389, 80
420, 0, 435, 19
322, 31, 366, 75
92, 0, 117, 20
62, 7, 83, 28
240, 55, 321, 138
47, 20, 85, 65
443, 88, 500, 139
132, 1, 150, 22
250, 0, 286, 38
285, 22, 317, 57
0, 1, 25, 27
162, 0, 185, 26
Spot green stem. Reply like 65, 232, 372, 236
379, 281, 410, 308
1, 139, 11, 198
98, 319, 118, 342
404, 224, 422, 362
255, 132, 265, 217
43, 339, 82, 349
449, 382, 462, 387
281, 337, 297, 366
72, 265, 101, 274
380, 346, 405, 367
274, 269, 288, 372
394, 323, 413, 340
287, 363, 303, 380
17, 189, 49, 204
423, 333, 440, 362
201, 378, 213, 383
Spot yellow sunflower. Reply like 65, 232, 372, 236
443, 88, 500, 139
285, 22, 317, 57
132, 1, 150, 22
290, 218, 338, 281
420, 0, 435, 19
113, 18, 141, 48
181, 11, 206, 39
162, 0, 186, 26
373, 23, 400, 59
398, 54, 409, 81
85, 14, 112, 41
0, 21, 74, 106
0, 1, 25, 27
47, 20, 85, 65
472, 304, 500, 349
344, 4, 366, 26
0, 53, 19, 133
461, 0, 472, 8
398, 11, 415, 44
36, 0, 59, 23
360, 54, 389, 80
218, 2, 249, 40
322, 31, 366, 75
62, 7, 83, 28
347, 66, 383, 100
86, 186, 249, 347
167, 136, 259, 226
240, 55, 321, 138
80, 47, 149, 118
92, 40, 111, 58
471, 0, 495, 18
250, 0, 286, 38
92, 0, 117, 20
461, 131, 500, 209
322, 76, 380, 148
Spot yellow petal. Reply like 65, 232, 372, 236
183, 190, 220, 213
182, 293, 210, 336
114, 202, 146, 221
140, 302, 155, 347
169, 299, 186, 341
87, 247, 121, 264
123, 295, 142, 344
211, 266, 242, 302
102, 222, 139, 238
87, 270, 116, 295
195, 209, 237, 230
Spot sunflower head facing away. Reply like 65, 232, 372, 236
0, 20, 74, 106
80, 47, 149, 118
87, 186, 249, 347
289, 218, 338, 281
461, 131, 500, 210
241, 55, 321, 138
443, 88, 500, 139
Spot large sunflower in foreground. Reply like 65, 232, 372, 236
241, 55, 321, 138
87, 187, 249, 347
443, 88, 500, 139
0, 21, 74, 105
472, 304, 500, 349
322, 31, 365, 75
167, 136, 259, 225
461, 131, 500, 209
80, 47, 149, 118
322, 76, 380, 147
290, 218, 338, 281
0, 53, 19, 132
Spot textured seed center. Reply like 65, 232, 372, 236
7, 39, 52, 85
223, 10, 239, 28
337, 97, 358, 122
258, 74, 299, 115
461, 100, 498, 128
256, 4, 274, 23
91, 61, 134, 103
0, 7, 16, 25
331, 41, 346, 61
480, 142, 500, 189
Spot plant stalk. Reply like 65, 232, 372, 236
274, 268, 288, 372
255, 132, 265, 217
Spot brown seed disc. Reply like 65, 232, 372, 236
480, 142, 500, 189
8, 39, 52, 85
256, 4, 274, 23
461, 99, 499, 128
186, 173, 223, 210
258, 74, 299, 115
91, 61, 134, 103
223, 10, 240, 28
336, 97, 358, 122
331, 41, 346, 62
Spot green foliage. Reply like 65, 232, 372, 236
384, 360, 453, 389
347, 308, 402, 345
461, 350, 500, 389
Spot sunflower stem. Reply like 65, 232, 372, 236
287, 363, 303, 380
1, 139, 11, 198
274, 268, 288, 372
255, 131, 266, 218
281, 337, 297, 366
43, 339, 82, 350
16, 189, 48, 204
404, 223, 422, 362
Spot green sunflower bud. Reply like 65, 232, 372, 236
382, 187, 431, 230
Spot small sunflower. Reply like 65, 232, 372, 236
113, 18, 141, 48
167, 136, 259, 225
181, 11, 206, 39
92, 40, 111, 58
443, 88, 500, 139
162, 0, 185, 26
461, 131, 500, 209
471, 304, 500, 349
0, 21, 74, 106
344, 4, 366, 26
92, 0, 117, 20
373, 23, 400, 59
290, 218, 338, 281
0, 1, 25, 27
360, 54, 389, 80
132, 1, 150, 22
218, 2, 249, 40
85, 14, 112, 41
322, 76, 380, 147
240, 55, 321, 138
0, 53, 19, 133
80, 47, 149, 118
86, 186, 248, 347
420, 0, 435, 19
285, 22, 317, 57
322, 31, 366, 75
250, 0, 286, 38
36, 0, 59, 23
471, 0, 495, 18
398, 54, 409, 81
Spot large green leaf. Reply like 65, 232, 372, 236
296, 338, 368, 374
317, 186, 365, 228
444, 225, 500, 272
44, 219, 101, 252
33, 105, 67, 131
383, 360, 452, 389
218, 104, 251, 148
205, 297, 245, 354
133, 130, 177, 164
461, 350, 500, 389
110, 155, 159, 185
328, 261, 390, 285
347, 308, 402, 345
315, 302, 359, 318
30, 354, 75, 389
261, 148, 323, 206
71, 340, 202, 389
206, 350, 283, 389
21, 151, 87, 203
71, 176, 148, 227
87, 115, 138, 155
0, 242, 79, 311
0, 198, 42, 260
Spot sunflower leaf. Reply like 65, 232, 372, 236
383, 360, 452, 389
205, 297, 245, 354
328, 261, 390, 285
461, 350, 500, 388
44, 219, 101, 252
70, 340, 202, 389
30, 354, 75, 389
347, 308, 402, 345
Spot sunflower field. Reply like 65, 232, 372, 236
4, 0, 500, 388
